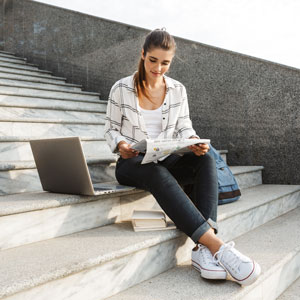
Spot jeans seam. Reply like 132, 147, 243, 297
191, 221, 211, 243
207, 218, 218, 234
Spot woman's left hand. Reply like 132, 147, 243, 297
188, 137, 210, 156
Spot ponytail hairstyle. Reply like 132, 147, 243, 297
134, 28, 176, 101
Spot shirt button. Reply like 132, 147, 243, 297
164, 103, 167, 105
163, 118, 165, 120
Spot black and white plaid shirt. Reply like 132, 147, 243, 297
104, 72, 198, 154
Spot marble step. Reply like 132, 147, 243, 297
0, 94, 107, 110
0, 137, 111, 161
0, 106, 106, 124
0, 221, 191, 300
0, 183, 299, 251
0, 84, 100, 101
0, 154, 262, 195
0, 77, 82, 92
0, 53, 26, 61
0, 119, 104, 139
0, 143, 227, 164
0, 64, 52, 76
0, 155, 116, 195
0, 71, 67, 84
228, 165, 263, 189
0, 135, 227, 162
0, 187, 299, 300
0, 50, 16, 56
277, 276, 300, 300
107, 207, 300, 300
0, 61, 47, 72
0, 66, 66, 80
0, 57, 38, 67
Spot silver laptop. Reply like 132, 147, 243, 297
29, 137, 133, 196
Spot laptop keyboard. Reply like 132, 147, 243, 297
93, 187, 114, 193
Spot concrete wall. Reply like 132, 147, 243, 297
1, 0, 299, 184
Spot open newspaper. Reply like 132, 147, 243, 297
131, 138, 210, 164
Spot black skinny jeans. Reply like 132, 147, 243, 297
115, 152, 219, 243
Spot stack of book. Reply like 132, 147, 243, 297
131, 210, 176, 232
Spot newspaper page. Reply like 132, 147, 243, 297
132, 138, 210, 164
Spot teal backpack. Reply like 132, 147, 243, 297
208, 145, 241, 205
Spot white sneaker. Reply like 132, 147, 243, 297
192, 244, 227, 280
214, 241, 261, 286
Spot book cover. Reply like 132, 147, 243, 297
131, 210, 176, 232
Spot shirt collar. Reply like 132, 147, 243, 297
129, 72, 176, 91
163, 74, 176, 90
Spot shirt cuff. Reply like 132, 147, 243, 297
112, 136, 128, 154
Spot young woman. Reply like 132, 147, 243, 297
104, 28, 261, 286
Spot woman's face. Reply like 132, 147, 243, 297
142, 48, 174, 81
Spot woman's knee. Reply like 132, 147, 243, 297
116, 158, 173, 188
191, 154, 217, 178
203, 152, 216, 165
151, 165, 175, 183
140, 165, 177, 191
115, 156, 143, 186
144, 165, 179, 193
192, 152, 216, 169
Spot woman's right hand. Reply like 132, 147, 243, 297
118, 141, 139, 159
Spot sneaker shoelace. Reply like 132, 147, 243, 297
213, 241, 248, 271
199, 244, 219, 266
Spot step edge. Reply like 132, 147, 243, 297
0, 58, 38, 67
112, 243, 300, 300
1, 205, 300, 298
0, 76, 82, 88
0, 136, 107, 142
230, 165, 264, 174
0, 223, 184, 298
2, 154, 257, 171
106, 209, 300, 300
0, 69, 66, 80
0, 83, 100, 96
0, 118, 105, 125
0, 50, 16, 56
0, 63, 52, 73
0, 160, 262, 172
0, 92, 103, 103
218, 185, 300, 221
0, 185, 141, 217
0, 103, 106, 113
276, 274, 300, 300
0, 93, 107, 104
0, 183, 298, 220
0, 155, 116, 171
0, 55, 26, 62
0, 53, 25, 59
232, 245, 300, 300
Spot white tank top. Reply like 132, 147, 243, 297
138, 104, 163, 139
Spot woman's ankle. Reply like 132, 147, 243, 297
198, 228, 224, 255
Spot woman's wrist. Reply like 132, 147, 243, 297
117, 141, 127, 151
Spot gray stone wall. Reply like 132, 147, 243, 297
0, 0, 4, 49
1, 0, 147, 95
1, 0, 299, 184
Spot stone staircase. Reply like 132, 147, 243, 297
0, 50, 299, 300
277, 276, 300, 300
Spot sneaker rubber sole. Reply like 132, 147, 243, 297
192, 259, 227, 280
223, 260, 261, 286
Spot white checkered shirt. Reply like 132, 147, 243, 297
104, 72, 199, 154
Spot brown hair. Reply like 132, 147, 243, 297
134, 28, 176, 101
